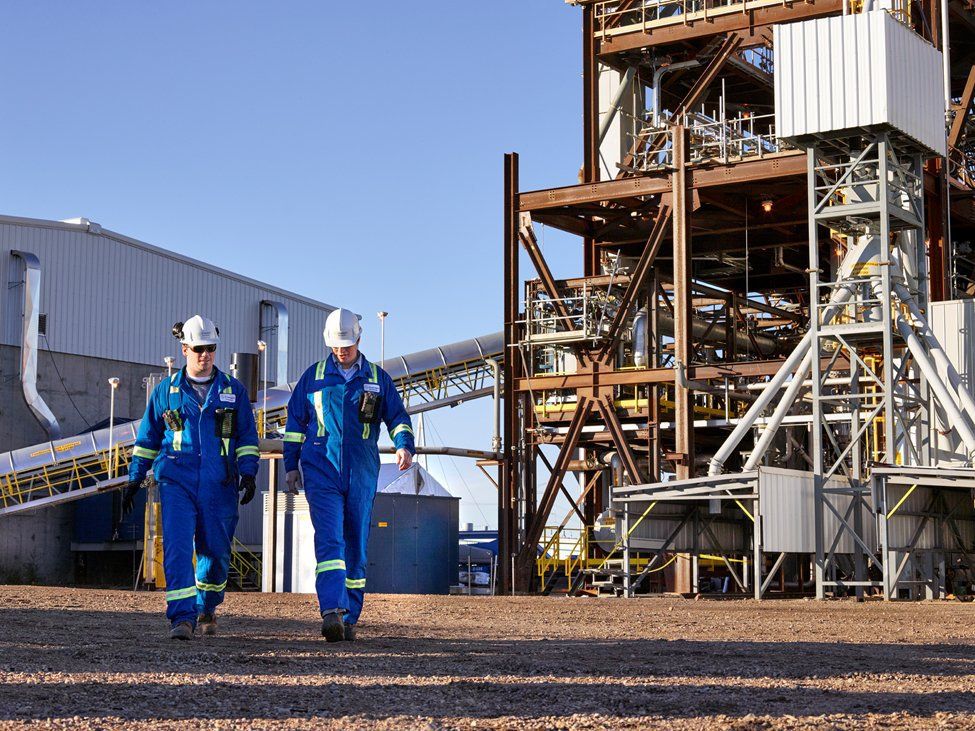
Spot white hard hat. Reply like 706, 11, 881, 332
323, 308, 361, 348
175, 315, 220, 346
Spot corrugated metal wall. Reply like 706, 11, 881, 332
1, 215, 334, 383
928, 300, 975, 464
758, 467, 876, 554
774, 11, 945, 156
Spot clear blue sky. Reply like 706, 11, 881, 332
0, 1, 589, 528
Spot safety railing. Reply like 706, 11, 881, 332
230, 538, 263, 590
537, 525, 662, 592
522, 285, 611, 347
688, 113, 794, 165
0, 424, 138, 514
538, 526, 586, 592
592, 0, 786, 39
594, 0, 910, 39
948, 146, 975, 190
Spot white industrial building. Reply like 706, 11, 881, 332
0, 213, 336, 582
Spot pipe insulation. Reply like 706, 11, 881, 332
11, 251, 61, 440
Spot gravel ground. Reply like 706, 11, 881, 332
0, 586, 973, 729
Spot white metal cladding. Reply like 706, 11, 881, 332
774, 11, 946, 156
928, 299, 975, 464
0, 215, 335, 383
883, 484, 975, 550
625, 502, 749, 553
758, 467, 877, 554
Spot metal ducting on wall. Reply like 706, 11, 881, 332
260, 300, 290, 386
10, 250, 61, 440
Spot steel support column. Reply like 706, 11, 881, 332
672, 126, 695, 479
501, 152, 520, 593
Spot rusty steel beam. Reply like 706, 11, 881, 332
517, 397, 594, 572
672, 126, 695, 479
519, 217, 573, 325
598, 205, 673, 358
501, 152, 520, 593
595, 0, 844, 55
518, 153, 804, 212
595, 394, 646, 485
949, 64, 975, 148
514, 356, 847, 391
537, 448, 587, 524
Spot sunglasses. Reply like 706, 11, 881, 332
189, 344, 217, 354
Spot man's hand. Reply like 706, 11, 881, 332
238, 475, 257, 505
396, 448, 413, 471
122, 479, 143, 517
285, 470, 303, 494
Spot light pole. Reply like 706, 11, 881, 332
164, 356, 175, 379
257, 340, 268, 436
107, 377, 120, 479
377, 311, 388, 369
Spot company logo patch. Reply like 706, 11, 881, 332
363, 383, 380, 393
219, 393, 237, 403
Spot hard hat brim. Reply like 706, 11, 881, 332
324, 335, 359, 348
181, 336, 220, 346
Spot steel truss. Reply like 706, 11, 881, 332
807, 133, 929, 599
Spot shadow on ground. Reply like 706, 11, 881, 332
0, 606, 973, 722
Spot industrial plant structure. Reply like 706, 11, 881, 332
500, 0, 975, 599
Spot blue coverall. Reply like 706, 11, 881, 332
129, 367, 260, 627
284, 354, 414, 624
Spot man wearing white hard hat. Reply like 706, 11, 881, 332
283, 308, 415, 642
125, 315, 260, 640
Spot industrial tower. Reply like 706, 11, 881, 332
501, 0, 975, 598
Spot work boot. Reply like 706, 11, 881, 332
344, 622, 356, 642
320, 610, 345, 643
169, 621, 194, 641
198, 613, 217, 636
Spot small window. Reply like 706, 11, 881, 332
38, 313, 47, 336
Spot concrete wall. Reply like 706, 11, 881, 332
0, 344, 157, 583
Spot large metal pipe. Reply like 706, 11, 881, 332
260, 300, 290, 387
656, 309, 780, 354
10, 251, 61, 440
895, 314, 975, 459
707, 332, 812, 475
890, 272, 975, 432
632, 307, 649, 368
597, 66, 638, 148
743, 353, 812, 471
707, 282, 857, 475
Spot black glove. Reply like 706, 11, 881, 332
238, 474, 257, 505
122, 479, 143, 517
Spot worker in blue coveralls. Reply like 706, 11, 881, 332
123, 315, 260, 641
283, 308, 415, 642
